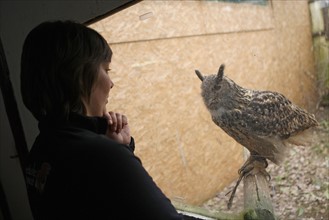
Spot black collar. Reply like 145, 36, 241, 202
38, 113, 108, 135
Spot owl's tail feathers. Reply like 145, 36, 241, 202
283, 127, 318, 148
270, 141, 288, 165
271, 127, 318, 165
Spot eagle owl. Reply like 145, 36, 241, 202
195, 64, 318, 208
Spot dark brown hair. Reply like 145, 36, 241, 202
21, 20, 112, 120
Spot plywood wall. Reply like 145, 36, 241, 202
89, 0, 318, 205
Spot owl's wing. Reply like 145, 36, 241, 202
211, 91, 317, 164
212, 106, 288, 164
237, 91, 317, 138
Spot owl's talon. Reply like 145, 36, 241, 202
261, 169, 271, 181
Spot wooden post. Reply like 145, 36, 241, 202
242, 150, 275, 220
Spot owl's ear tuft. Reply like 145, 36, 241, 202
195, 70, 204, 81
217, 64, 225, 81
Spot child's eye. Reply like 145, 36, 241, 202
106, 68, 111, 74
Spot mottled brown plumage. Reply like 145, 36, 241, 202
195, 64, 318, 209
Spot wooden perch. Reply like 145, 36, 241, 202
173, 168, 276, 220
243, 173, 275, 220
242, 151, 275, 220
173, 149, 276, 220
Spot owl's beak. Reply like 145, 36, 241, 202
195, 70, 204, 81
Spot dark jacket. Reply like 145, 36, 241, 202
25, 113, 183, 220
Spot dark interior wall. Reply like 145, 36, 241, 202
0, 1, 136, 219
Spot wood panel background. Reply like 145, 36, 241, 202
89, 0, 318, 205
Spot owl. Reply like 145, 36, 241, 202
195, 64, 318, 208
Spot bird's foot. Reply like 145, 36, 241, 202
238, 155, 268, 176
227, 154, 270, 209
247, 155, 271, 181
258, 168, 271, 181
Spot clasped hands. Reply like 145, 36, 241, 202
103, 111, 131, 145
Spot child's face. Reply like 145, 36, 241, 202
84, 61, 113, 117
